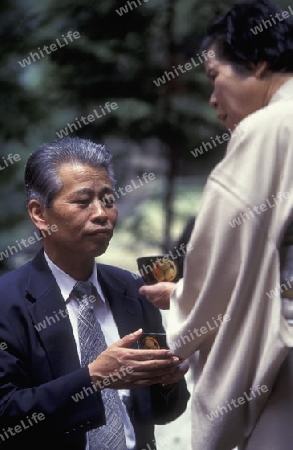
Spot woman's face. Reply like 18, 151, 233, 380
204, 46, 266, 130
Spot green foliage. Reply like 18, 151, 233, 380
0, 0, 252, 269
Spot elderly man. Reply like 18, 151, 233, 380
140, 0, 293, 449
0, 136, 189, 450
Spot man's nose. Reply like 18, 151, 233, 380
91, 200, 108, 222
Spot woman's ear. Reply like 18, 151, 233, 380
254, 61, 269, 78
28, 200, 49, 233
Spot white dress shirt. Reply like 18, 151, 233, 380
44, 252, 136, 450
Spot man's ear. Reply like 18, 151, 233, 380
28, 200, 49, 232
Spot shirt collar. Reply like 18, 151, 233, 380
269, 78, 293, 105
44, 251, 106, 303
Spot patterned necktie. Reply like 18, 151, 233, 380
71, 281, 127, 450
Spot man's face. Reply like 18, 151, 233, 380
204, 46, 265, 130
40, 162, 118, 263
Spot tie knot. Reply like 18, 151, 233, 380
71, 281, 96, 305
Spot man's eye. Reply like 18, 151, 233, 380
101, 195, 115, 206
75, 199, 89, 205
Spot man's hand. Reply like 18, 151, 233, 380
138, 282, 176, 310
160, 359, 189, 386
88, 329, 183, 390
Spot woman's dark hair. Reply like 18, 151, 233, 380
201, 0, 293, 72
25, 136, 115, 208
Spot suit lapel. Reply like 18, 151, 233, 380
26, 254, 144, 379
25, 250, 81, 378
96, 265, 144, 345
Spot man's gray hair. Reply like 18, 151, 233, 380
24, 136, 116, 207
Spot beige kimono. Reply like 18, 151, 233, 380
167, 79, 293, 450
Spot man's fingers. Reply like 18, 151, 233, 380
160, 360, 190, 384
127, 348, 176, 360
114, 328, 143, 348
114, 376, 167, 388
130, 355, 180, 370
113, 331, 175, 360
131, 376, 167, 387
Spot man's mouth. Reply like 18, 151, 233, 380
86, 229, 112, 237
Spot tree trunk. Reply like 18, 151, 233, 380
163, 147, 178, 252
162, 0, 177, 253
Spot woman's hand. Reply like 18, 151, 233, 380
139, 282, 176, 310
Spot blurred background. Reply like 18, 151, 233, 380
0, 0, 290, 448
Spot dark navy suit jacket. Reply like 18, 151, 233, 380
0, 250, 189, 449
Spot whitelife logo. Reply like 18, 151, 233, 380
169, 314, 231, 353
250, 5, 293, 35
229, 192, 290, 228
0, 225, 58, 262
18, 31, 80, 68
0, 412, 45, 443
153, 50, 215, 87
116, 0, 150, 16
55, 102, 118, 138
206, 385, 268, 421
0, 153, 21, 171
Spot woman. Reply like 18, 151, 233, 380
140, 1, 293, 448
